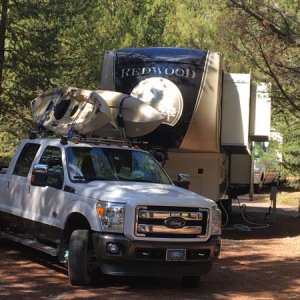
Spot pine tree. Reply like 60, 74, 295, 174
0, 0, 9, 93
0, 0, 105, 159
221, 0, 300, 114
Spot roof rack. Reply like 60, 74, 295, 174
60, 135, 132, 147
28, 130, 132, 147
28, 130, 59, 140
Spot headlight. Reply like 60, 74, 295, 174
96, 201, 125, 233
211, 206, 222, 235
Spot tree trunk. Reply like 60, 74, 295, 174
0, 0, 9, 93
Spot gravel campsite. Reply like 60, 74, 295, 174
0, 194, 299, 300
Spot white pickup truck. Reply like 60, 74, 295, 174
0, 136, 221, 286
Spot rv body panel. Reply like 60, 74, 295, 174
230, 154, 251, 185
250, 83, 271, 142
179, 52, 222, 152
221, 74, 251, 154
101, 48, 221, 152
165, 152, 228, 201
100, 48, 271, 203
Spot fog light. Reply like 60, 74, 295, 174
107, 243, 119, 254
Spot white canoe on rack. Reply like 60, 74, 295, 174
95, 90, 165, 138
31, 87, 112, 135
31, 87, 164, 138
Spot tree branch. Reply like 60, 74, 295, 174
229, 0, 299, 46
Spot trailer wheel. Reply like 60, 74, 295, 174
181, 276, 201, 287
254, 183, 262, 194
68, 229, 93, 286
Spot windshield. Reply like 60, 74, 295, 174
66, 146, 172, 184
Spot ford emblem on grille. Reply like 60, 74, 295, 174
164, 217, 186, 229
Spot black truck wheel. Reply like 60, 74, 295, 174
68, 229, 93, 286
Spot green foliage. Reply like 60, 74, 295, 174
273, 110, 300, 175
254, 139, 284, 176
222, 0, 300, 114
163, 0, 222, 49
0, 0, 105, 159
0, 0, 299, 171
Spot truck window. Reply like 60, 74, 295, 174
66, 147, 171, 184
13, 143, 40, 177
39, 146, 64, 189
66, 147, 117, 181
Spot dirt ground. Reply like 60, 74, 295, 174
0, 199, 299, 300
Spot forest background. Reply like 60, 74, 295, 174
0, 0, 299, 178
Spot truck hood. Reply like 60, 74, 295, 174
74, 181, 215, 208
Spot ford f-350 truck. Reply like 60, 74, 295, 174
0, 136, 221, 286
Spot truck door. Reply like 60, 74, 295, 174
7, 143, 40, 218
29, 146, 66, 229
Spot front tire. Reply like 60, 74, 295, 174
68, 229, 92, 286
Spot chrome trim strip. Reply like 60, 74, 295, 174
137, 224, 202, 235
138, 210, 203, 220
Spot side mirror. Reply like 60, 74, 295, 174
173, 173, 190, 190
31, 164, 48, 186
177, 173, 190, 182
31, 163, 63, 189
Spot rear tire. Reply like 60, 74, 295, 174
68, 229, 92, 286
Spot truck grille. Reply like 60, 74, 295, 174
135, 206, 209, 238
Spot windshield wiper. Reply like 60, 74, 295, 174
134, 178, 158, 183
117, 175, 157, 183
116, 175, 133, 181
73, 175, 117, 182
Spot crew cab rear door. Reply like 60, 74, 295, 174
6, 143, 40, 217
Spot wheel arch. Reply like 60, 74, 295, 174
60, 199, 101, 232
64, 212, 92, 245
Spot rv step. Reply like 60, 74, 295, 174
0, 231, 57, 257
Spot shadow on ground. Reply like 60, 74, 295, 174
223, 201, 300, 240
0, 205, 299, 299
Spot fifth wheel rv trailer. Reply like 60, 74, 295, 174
100, 47, 271, 216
